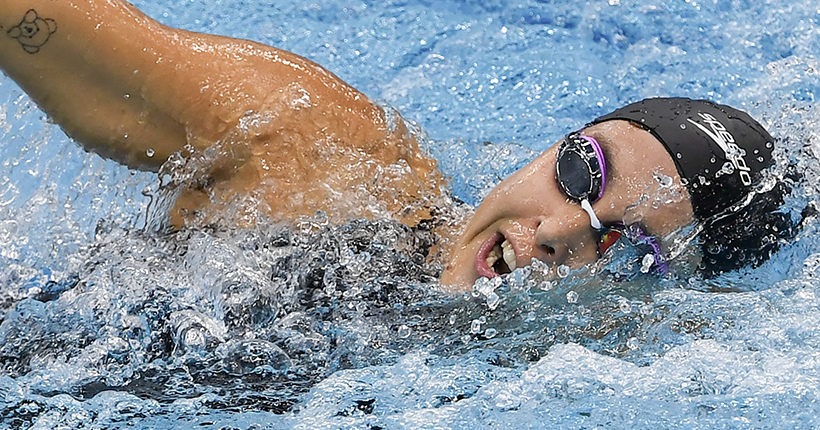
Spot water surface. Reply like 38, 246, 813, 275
1, 0, 820, 428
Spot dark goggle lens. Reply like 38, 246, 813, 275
556, 134, 603, 202
556, 149, 593, 201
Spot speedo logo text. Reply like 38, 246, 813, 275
687, 112, 752, 186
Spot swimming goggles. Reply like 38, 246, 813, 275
555, 133, 668, 274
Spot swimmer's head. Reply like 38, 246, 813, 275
441, 97, 793, 289
589, 97, 793, 276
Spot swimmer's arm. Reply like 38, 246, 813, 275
0, 0, 384, 171
0, 0, 192, 170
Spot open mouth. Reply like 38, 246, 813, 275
476, 232, 517, 278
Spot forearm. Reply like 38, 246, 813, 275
0, 0, 190, 170
0, 0, 392, 172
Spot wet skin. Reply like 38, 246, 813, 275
0, 0, 693, 291
440, 120, 696, 290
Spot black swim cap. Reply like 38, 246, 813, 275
589, 97, 796, 276
589, 97, 774, 220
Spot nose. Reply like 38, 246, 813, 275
533, 209, 597, 266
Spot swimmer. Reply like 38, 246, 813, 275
0, 0, 798, 290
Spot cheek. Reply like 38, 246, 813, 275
485, 163, 553, 207
650, 198, 695, 237
620, 179, 693, 234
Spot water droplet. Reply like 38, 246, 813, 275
486, 293, 500, 310
470, 319, 482, 334
566, 291, 578, 303
619, 298, 632, 313
449, 315, 457, 325
484, 327, 497, 338
679, 123, 686, 129
640, 254, 655, 273
182, 327, 205, 350
123, 93, 130, 99
557, 264, 570, 278
323, 270, 336, 292
397, 325, 411, 338
676, 152, 682, 159
146, 148, 155, 157
654, 172, 673, 188
627, 337, 639, 350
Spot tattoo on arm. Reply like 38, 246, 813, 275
7, 9, 57, 54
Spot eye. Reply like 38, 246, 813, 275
599, 229, 622, 255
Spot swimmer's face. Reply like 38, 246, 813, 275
440, 120, 695, 290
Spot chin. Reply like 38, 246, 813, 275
439, 243, 479, 291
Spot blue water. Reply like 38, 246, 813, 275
1, 0, 820, 428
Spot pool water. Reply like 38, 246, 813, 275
2, 0, 820, 428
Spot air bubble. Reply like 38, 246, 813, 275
484, 327, 497, 338
146, 148, 155, 157
566, 291, 579, 303
680, 123, 686, 129
397, 325, 411, 338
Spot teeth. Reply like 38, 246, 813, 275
502, 239, 516, 271
486, 243, 502, 269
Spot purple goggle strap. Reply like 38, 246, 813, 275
578, 135, 607, 202
621, 223, 669, 275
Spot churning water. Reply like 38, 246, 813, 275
2, 0, 820, 428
